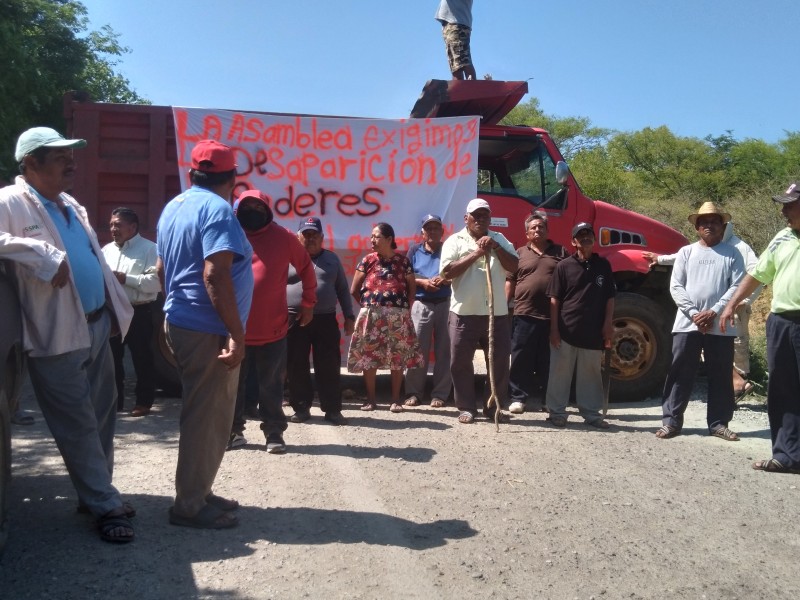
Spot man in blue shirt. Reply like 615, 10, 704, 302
404, 214, 452, 408
0, 127, 134, 543
157, 139, 254, 530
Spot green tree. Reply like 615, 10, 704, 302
0, 0, 147, 180
501, 97, 611, 162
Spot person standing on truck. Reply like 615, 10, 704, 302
156, 139, 253, 530
101, 207, 160, 416
227, 190, 317, 453
286, 217, 354, 426
643, 219, 761, 401
403, 214, 453, 409
441, 198, 518, 424
506, 212, 568, 415
0, 127, 135, 543
545, 222, 615, 429
655, 202, 745, 442
720, 183, 800, 473
435, 0, 477, 80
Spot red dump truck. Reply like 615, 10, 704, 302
63, 80, 686, 401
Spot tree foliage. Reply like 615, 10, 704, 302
0, 0, 147, 180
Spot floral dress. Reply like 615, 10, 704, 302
347, 252, 424, 372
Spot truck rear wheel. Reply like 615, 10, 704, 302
609, 292, 672, 402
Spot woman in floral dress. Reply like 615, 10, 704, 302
348, 222, 424, 412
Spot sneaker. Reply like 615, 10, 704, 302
266, 434, 286, 454
290, 410, 311, 423
227, 432, 247, 450
509, 401, 525, 414
324, 411, 348, 426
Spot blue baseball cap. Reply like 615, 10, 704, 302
298, 217, 322, 233
420, 214, 443, 228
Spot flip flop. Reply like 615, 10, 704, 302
206, 493, 239, 511
168, 505, 239, 529
389, 403, 404, 413
78, 501, 136, 518
458, 411, 474, 424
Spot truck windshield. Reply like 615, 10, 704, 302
477, 135, 563, 208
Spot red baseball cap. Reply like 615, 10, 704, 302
190, 140, 237, 173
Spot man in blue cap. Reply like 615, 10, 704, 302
404, 214, 452, 408
286, 216, 354, 425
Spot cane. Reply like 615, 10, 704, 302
484, 251, 501, 432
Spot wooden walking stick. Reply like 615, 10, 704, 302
484, 250, 501, 432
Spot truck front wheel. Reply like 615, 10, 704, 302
609, 292, 672, 402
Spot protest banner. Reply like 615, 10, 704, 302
173, 107, 479, 272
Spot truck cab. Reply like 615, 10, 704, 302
413, 80, 687, 401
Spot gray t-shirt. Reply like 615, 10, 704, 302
287, 249, 354, 318
435, 0, 473, 27
669, 241, 745, 335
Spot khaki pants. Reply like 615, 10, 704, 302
166, 323, 240, 517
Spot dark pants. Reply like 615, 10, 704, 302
232, 338, 288, 438
110, 302, 156, 410
448, 312, 511, 413
287, 313, 342, 414
661, 332, 735, 432
766, 313, 800, 468
509, 315, 551, 408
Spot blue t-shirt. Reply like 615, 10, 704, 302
37, 191, 105, 314
157, 186, 254, 336
408, 243, 450, 301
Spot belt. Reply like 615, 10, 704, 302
419, 297, 450, 305
777, 310, 800, 324
85, 305, 106, 323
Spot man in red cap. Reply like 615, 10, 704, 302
156, 139, 254, 529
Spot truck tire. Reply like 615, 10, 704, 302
151, 299, 181, 398
609, 292, 672, 402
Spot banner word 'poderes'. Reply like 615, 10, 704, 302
173, 107, 479, 251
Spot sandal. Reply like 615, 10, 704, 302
403, 396, 420, 407
711, 427, 739, 441
734, 381, 755, 402
458, 411, 475, 424
389, 403, 404, 413
168, 505, 239, 529
588, 419, 610, 430
430, 398, 446, 408
97, 511, 135, 543
483, 407, 510, 423
206, 493, 239, 511
655, 425, 680, 439
360, 402, 376, 412
752, 458, 800, 474
546, 415, 567, 428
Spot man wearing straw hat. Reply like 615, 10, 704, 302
656, 202, 745, 441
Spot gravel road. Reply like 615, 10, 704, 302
2, 373, 798, 600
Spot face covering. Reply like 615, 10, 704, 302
237, 209, 271, 231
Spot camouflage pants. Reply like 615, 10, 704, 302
442, 23, 472, 73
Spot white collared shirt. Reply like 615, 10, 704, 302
101, 233, 160, 304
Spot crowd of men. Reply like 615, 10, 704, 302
2, 129, 799, 544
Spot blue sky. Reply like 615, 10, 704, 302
81, 0, 799, 144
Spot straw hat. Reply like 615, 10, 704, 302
687, 202, 731, 226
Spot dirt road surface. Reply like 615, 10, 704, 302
2, 376, 798, 599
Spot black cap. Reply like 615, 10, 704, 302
298, 217, 322, 233
773, 182, 800, 204
571, 222, 594, 238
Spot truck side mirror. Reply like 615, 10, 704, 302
555, 161, 570, 186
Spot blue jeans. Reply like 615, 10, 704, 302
27, 310, 123, 517
233, 338, 288, 437
661, 332, 735, 432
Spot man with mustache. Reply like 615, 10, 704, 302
656, 202, 745, 441
0, 127, 134, 542
545, 222, 615, 429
